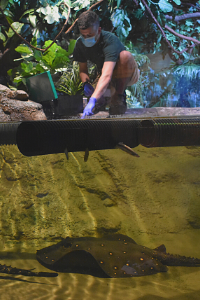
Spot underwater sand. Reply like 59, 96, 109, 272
0, 144, 200, 299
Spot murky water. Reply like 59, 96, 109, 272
0, 143, 200, 299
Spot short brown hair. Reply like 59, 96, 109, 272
77, 11, 100, 30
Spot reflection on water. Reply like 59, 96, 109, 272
0, 144, 200, 299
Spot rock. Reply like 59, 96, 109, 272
0, 84, 10, 94
0, 84, 46, 121
8, 90, 29, 101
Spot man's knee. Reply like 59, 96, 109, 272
118, 50, 134, 65
113, 50, 138, 80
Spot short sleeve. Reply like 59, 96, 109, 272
103, 33, 125, 62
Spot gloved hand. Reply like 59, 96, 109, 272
81, 97, 96, 119
83, 82, 94, 97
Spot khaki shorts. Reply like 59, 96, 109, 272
103, 68, 140, 97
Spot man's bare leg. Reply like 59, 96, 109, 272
109, 51, 139, 115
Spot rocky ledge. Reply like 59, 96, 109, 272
0, 84, 47, 121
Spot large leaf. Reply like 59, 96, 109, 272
15, 44, 33, 55
0, 0, 9, 10
52, 53, 69, 69
173, 0, 181, 5
21, 62, 34, 74
0, 32, 6, 42
67, 39, 76, 55
35, 64, 46, 73
158, 0, 173, 13
29, 15, 37, 27
44, 40, 58, 51
33, 49, 43, 62
117, 0, 121, 8
20, 9, 35, 19
45, 13, 59, 24
42, 50, 56, 67
7, 22, 24, 38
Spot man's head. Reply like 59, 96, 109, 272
78, 11, 101, 47
77, 11, 100, 30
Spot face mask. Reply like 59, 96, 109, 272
81, 33, 98, 47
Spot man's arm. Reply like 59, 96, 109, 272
79, 62, 90, 83
92, 61, 116, 100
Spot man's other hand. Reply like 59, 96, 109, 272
83, 82, 94, 97
81, 97, 97, 118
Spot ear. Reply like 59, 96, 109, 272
98, 27, 102, 34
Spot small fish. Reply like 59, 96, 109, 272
84, 148, 89, 162
64, 148, 69, 160
116, 142, 139, 157
0, 263, 57, 277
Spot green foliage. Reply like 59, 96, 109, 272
124, 46, 150, 107
125, 41, 150, 67
111, 9, 132, 42
158, 0, 173, 13
54, 62, 83, 95
174, 64, 200, 79
8, 39, 76, 87
0, 0, 71, 50
126, 76, 144, 108
0, 0, 9, 10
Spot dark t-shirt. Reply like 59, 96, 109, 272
73, 30, 125, 72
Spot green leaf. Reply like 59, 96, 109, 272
67, 39, 76, 55
21, 62, 34, 73
35, 64, 45, 73
29, 15, 37, 27
172, 0, 181, 5
158, 0, 173, 13
124, 18, 130, 27
7, 69, 12, 77
45, 14, 57, 24
44, 40, 58, 51
0, 32, 6, 42
7, 22, 24, 38
13, 76, 23, 84
4, 15, 13, 24
186, 20, 193, 27
42, 51, 56, 67
15, 44, 33, 55
31, 36, 37, 47
0, 0, 9, 10
20, 9, 35, 19
52, 53, 69, 69
117, 0, 121, 8
33, 49, 42, 62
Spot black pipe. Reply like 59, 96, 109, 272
0, 122, 21, 145
16, 119, 140, 156
16, 117, 200, 157
139, 117, 200, 147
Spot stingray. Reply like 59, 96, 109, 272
36, 234, 200, 278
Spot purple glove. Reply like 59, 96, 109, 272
81, 97, 96, 118
83, 82, 94, 97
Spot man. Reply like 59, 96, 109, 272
73, 11, 139, 118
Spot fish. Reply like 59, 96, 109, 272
116, 142, 139, 158
36, 234, 200, 278
84, 148, 89, 162
0, 263, 58, 277
64, 148, 69, 160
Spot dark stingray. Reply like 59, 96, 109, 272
36, 234, 200, 278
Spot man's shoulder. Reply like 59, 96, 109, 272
101, 30, 119, 41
